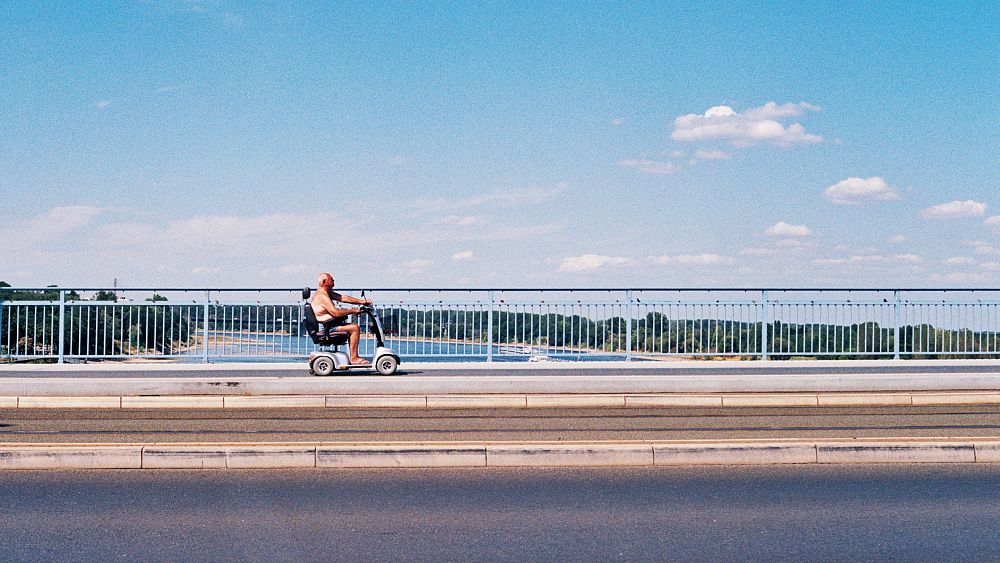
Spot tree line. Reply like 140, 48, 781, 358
0, 283, 194, 358
379, 308, 1000, 358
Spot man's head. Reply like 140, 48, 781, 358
318, 272, 334, 289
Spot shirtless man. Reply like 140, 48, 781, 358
311, 272, 372, 365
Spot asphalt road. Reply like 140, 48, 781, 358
3, 465, 1000, 561
3, 405, 1000, 443
6, 363, 1000, 378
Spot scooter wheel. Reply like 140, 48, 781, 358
375, 355, 398, 376
311, 356, 335, 377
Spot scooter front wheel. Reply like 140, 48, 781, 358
375, 355, 398, 375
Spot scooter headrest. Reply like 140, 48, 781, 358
301, 287, 311, 300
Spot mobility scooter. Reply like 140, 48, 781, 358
301, 288, 400, 376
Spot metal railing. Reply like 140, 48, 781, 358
3, 287, 1000, 362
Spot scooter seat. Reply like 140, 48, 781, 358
314, 331, 350, 346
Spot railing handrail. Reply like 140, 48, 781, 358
3, 287, 1000, 293
6, 287, 1000, 363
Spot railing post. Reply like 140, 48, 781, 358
625, 289, 633, 361
486, 290, 494, 363
893, 289, 900, 360
57, 289, 66, 364
761, 290, 769, 361
203, 290, 211, 363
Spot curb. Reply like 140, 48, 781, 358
6, 392, 1000, 409
2, 439, 1000, 469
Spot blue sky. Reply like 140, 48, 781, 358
2, 1, 998, 288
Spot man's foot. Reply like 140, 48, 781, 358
350, 357, 370, 366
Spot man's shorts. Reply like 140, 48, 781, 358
317, 315, 348, 336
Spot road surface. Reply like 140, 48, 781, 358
2, 465, 1000, 561
3, 405, 1000, 443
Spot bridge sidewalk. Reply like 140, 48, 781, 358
3, 359, 1000, 407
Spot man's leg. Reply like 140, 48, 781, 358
343, 324, 368, 364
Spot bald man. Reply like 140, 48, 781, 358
311, 272, 372, 365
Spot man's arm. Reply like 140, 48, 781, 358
331, 291, 372, 306
315, 291, 356, 318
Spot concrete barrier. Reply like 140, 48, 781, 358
911, 393, 1000, 405
122, 396, 225, 409
224, 446, 317, 469
17, 396, 121, 409
426, 395, 527, 408
625, 395, 722, 407
325, 395, 427, 408
11, 391, 1000, 409
486, 444, 654, 467
142, 446, 230, 469
653, 443, 817, 465
2, 439, 1000, 469
817, 394, 911, 406
525, 394, 626, 408
223, 396, 326, 408
973, 442, 1000, 463
722, 394, 819, 407
0, 445, 142, 469
316, 445, 486, 468
816, 442, 976, 463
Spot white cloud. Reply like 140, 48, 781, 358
974, 245, 998, 255
651, 253, 735, 266
611, 117, 624, 126
980, 262, 1000, 272
155, 84, 189, 93
671, 102, 822, 146
934, 272, 993, 284
774, 239, 806, 248
452, 250, 474, 261
434, 215, 478, 226
815, 254, 923, 266
921, 200, 987, 219
191, 266, 220, 275
985, 216, 1000, 226
738, 246, 774, 256
618, 158, 680, 175
95, 100, 111, 108
764, 221, 811, 237
19, 206, 103, 243
693, 149, 731, 161
944, 257, 976, 266
888, 235, 906, 244
558, 254, 632, 273
414, 185, 564, 212
259, 263, 308, 278
823, 176, 901, 205
389, 154, 411, 166
403, 259, 432, 269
